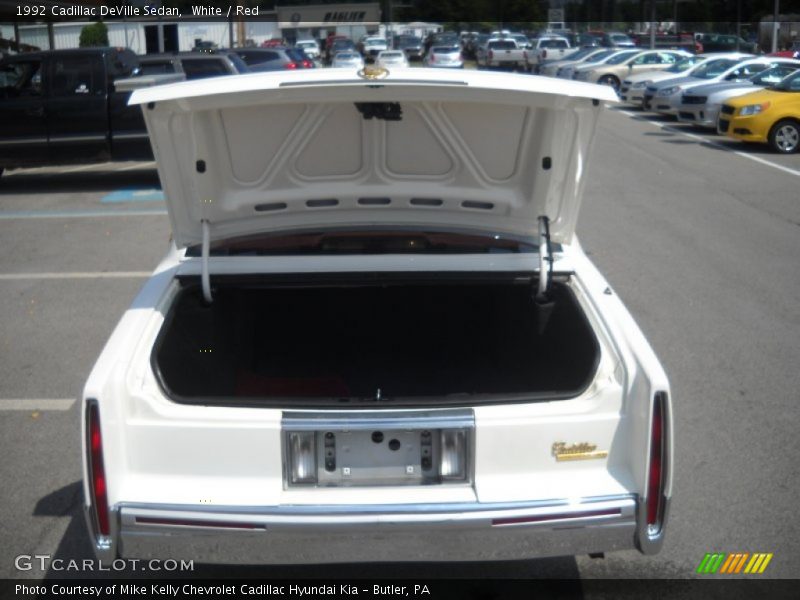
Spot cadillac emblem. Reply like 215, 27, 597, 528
358, 66, 389, 80
551, 441, 608, 462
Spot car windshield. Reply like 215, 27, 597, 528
690, 58, 738, 79
567, 47, 599, 60
768, 69, 800, 91
666, 56, 700, 73
433, 46, 460, 54
540, 39, 568, 49
335, 53, 358, 60
605, 50, 639, 64
365, 39, 386, 47
585, 50, 616, 62
380, 52, 404, 59
752, 65, 799, 85
610, 34, 632, 43
296, 42, 316, 49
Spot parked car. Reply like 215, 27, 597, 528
568, 49, 640, 80
375, 50, 409, 69
539, 47, 611, 77
643, 56, 777, 115
325, 38, 356, 65
677, 61, 800, 128
358, 37, 389, 59
424, 45, 464, 69
294, 40, 321, 61
138, 51, 249, 80
331, 51, 364, 69
697, 33, 757, 54
393, 35, 424, 61
718, 69, 800, 152
619, 53, 736, 106
601, 32, 636, 48
85, 68, 670, 566
477, 39, 527, 70
238, 48, 314, 71
525, 36, 573, 72
0, 47, 154, 175
575, 50, 690, 91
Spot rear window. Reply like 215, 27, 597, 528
237, 50, 278, 66
181, 58, 230, 80
540, 39, 568, 49
138, 61, 175, 75
432, 46, 460, 53
489, 41, 517, 50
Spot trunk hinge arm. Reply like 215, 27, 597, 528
536, 215, 553, 302
201, 219, 212, 303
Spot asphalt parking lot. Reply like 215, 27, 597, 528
0, 103, 798, 583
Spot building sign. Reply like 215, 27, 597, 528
276, 3, 380, 28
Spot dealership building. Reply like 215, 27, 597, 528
0, 2, 443, 54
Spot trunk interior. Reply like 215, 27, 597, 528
153, 276, 600, 406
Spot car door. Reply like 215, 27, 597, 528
46, 53, 110, 163
0, 57, 48, 167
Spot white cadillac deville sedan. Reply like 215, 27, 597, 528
82, 67, 672, 564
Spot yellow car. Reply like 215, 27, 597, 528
718, 69, 800, 153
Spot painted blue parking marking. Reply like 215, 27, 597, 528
101, 187, 165, 203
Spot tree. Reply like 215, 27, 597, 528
79, 22, 109, 48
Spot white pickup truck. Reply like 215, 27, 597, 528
476, 39, 528, 70
526, 36, 574, 73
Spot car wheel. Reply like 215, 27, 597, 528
598, 75, 620, 91
768, 119, 800, 154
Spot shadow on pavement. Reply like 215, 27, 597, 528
0, 169, 160, 196
37, 482, 582, 589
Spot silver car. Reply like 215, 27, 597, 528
541, 48, 614, 77
642, 57, 776, 115
677, 61, 800, 128
424, 45, 463, 69
331, 51, 364, 69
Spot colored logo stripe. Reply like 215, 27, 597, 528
697, 553, 773, 574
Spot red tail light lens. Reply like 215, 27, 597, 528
87, 402, 110, 537
302, 60, 313, 68
489, 50, 494, 60
285, 62, 298, 69
646, 393, 667, 532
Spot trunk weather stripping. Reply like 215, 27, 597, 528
536, 216, 553, 302
201, 220, 212, 303
535, 216, 555, 333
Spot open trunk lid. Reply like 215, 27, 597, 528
129, 69, 616, 247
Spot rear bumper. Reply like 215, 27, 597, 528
95, 495, 654, 564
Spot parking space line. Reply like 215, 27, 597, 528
0, 399, 76, 411
57, 163, 112, 174
0, 271, 150, 280
0, 208, 167, 219
117, 161, 157, 171
612, 108, 800, 179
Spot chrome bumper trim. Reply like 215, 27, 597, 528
113, 495, 638, 564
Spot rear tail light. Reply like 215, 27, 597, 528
489, 50, 494, 60
646, 392, 668, 534
302, 60, 313, 68
285, 62, 298, 69
542, 49, 547, 59
86, 402, 110, 537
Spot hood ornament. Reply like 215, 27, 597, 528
358, 66, 389, 81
